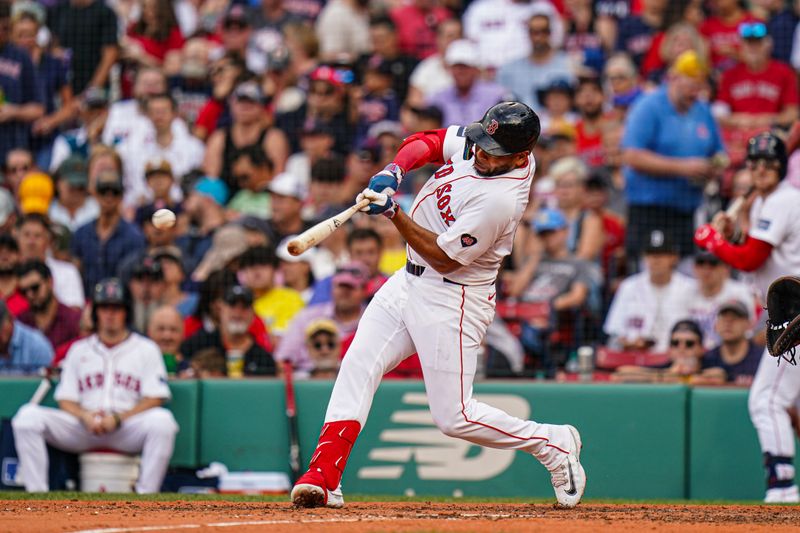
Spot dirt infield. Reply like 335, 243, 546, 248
2, 500, 800, 533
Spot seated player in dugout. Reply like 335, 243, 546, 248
290, 102, 586, 510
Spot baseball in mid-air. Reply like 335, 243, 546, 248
152, 208, 176, 229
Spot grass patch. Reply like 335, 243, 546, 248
0, 491, 767, 505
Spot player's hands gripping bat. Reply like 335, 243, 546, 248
356, 188, 398, 218
765, 276, 800, 365
287, 199, 371, 256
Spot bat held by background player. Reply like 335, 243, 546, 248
287, 198, 371, 256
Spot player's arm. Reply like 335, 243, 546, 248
117, 397, 164, 423
367, 129, 453, 196
694, 224, 773, 271
390, 208, 462, 274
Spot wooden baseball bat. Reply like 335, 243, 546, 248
725, 185, 754, 219
287, 198, 371, 256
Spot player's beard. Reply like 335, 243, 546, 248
474, 163, 515, 177
30, 292, 52, 314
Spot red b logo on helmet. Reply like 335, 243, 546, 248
486, 119, 499, 135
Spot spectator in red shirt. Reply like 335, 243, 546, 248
389, 0, 451, 61
123, 0, 184, 66
700, 0, 758, 71
574, 77, 607, 167
715, 22, 799, 131
0, 234, 28, 316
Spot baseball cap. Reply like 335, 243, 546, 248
694, 250, 721, 266
367, 120, 404, 141
643, 229, 677, 255
537, 78, 574, 104
56, 156, 89, 188
532, 208, 567, 233
223, 5, 249, 27
332, 261, 368, 288
18, 172, 54, 215
224, 284, 254, 306
145, 157, 173, 177
268, 173, 307, 201
0, 189, 15, 226
445, 39, 481, 68
150, 245, 183, 265
192, 224, 249, 281
267, 46, 291, 72
305, 318, 339, 339
718, 299, 749, 319
193, 177, 229, 206
302, 118, 335, 137
83, 86, 109, 108
365, 55, 393, 76
233, 81, 266, 104
310, 65, 350, 88
132, 255, 163, 280
670, 50, 708, 79
670, 319, 703, 343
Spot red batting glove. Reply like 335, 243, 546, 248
694, 224, 724, 253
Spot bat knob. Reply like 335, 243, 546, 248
287, 240, 303, 256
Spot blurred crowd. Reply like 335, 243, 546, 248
0, 0, 797, 384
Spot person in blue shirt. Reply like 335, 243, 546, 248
71, 170, 145, 298
0, 299, 53, 375
621, 50, 724, 271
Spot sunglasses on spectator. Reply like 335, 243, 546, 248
312, 341, 337, 350
96, 184, 123, 196
670, 339, 697, 348
745, 158, 780, 170
310, 86, 336, 97
223, 21, 248, 31
739, 22, 767, 40
529, 26, 551, 35
694, 258, 720, 267
8, 164, 30, 174
19, 282, 41, 295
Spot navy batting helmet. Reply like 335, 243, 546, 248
747, 132, 788, 178
91, 277, 131, 327
464, 101, 541, 156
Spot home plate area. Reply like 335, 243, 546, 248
2, 500, 800, 533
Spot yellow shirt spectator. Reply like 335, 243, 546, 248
254, 287, 306, 335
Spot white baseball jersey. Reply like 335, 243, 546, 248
55, 333, 171, 413
407, 125, 535, 285
748, 181, 800, 300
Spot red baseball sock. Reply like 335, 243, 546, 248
308, 420, 361, 490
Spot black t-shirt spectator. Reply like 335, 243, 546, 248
48, 0, 118, 93
181, 329, 276, 376
701, 340, 762, 383
0, 43, 39, 161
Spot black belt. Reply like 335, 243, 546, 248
405, 261, 465, 286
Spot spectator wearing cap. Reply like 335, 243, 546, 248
305, 319, 341, 378
305, 155, 347, 221
699, 300, 762, 385
237, 245, 305, 338
48, 156, 99, 232
427, 40, 510, 127
49, 88, 109, 172
621, 50, 725, 266
277, 236, 318, 303
700, 0, 759, 72
390, 0, 451, 61
537, 79, 577, 136
315, 0, 370, 62
219, 5, 265, 74
152, 246, 198, 317
353, 54, 401, 145
204, 80, 289, 196
604, 229, 693, 353
310, 227, 387, 305
407, 19, 460, 107
358, 17, 418, 104
276, 261, 368, 375
0, 1, 43, 164
3, 148, 34, 195
16, 213, 85, 308
11, 3, 74, 171
0, 234, 29, 316
128, 255, 165, 333
266, 172, 313, 244
179, 177, 230, 276
17, 171, 54, 216
134, 158, 184, 226
0, 297, 54, 375
17, 259, 81, 351
464, 0, 560, 69
497, 11, 574, 112
573, 77, 608, 168
181, 284, 276, 376
284, 119, 337, 188
190, 223, 250, 284
237, 216, 273, 248
682, 251, 755, 349
71, 171, 146, 298
714, 22, 798, 135
227, 150, 275, 219
118, 93, 205, 209
614, 0, 667, 71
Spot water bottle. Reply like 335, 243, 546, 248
565, 351, 579, 374
577, 346, 594, 382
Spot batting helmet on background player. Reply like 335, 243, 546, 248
747, 132, 788, 178
464, 101, 541, 156
91, 277, 131, 327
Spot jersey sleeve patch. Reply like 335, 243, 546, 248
460, 233, 478, 247
757, 219, 771, 230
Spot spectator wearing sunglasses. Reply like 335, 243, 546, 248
305, 319, 341, 379
3, 148, 34, 195
17, 259, 81, 351
698, 300, 761, 386
700, 0, 759, 71
71, 171, 146, 298
714, 22, 798, 132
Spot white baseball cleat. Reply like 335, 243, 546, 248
765, 485, 800, 504
549, 424, 586, 508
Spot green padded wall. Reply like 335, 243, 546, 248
198, 379, 288, 471
689, 387, 800, 500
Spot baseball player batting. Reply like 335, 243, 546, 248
695, 132, 800, 503
290, 102, 586, 509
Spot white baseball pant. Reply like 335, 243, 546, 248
326, 269, 572, 470
748, 347, 800, 457
12, 404, 178, 493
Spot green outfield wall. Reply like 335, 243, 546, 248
1, 379, 796, 500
